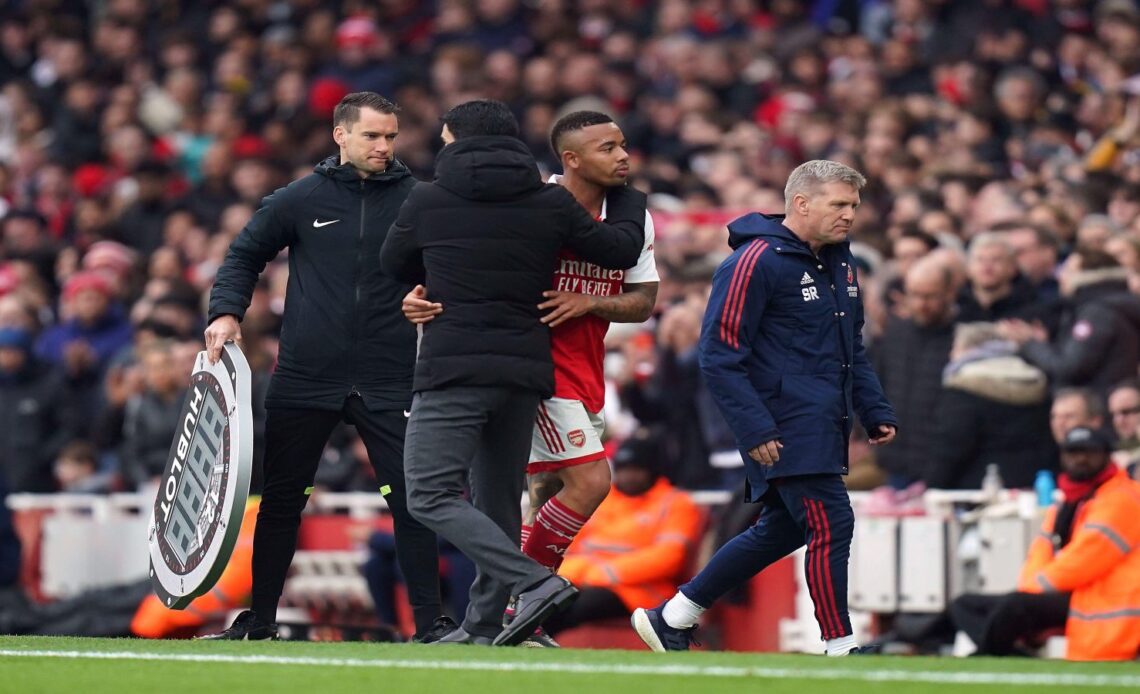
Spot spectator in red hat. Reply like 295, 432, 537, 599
318, 16, 399, 97
82, 240, 138, 296
36, 270, 132, 382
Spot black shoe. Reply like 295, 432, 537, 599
412, 616, 460, 644
428, 625, 494, 646
197, 610, 279, 641
492, 575, 578, 647
846, 644, 882, 655
631, 602, 698, 652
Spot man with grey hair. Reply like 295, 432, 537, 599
994, 66, 1046, 133
632, 160, 897, 656
958, 232, 1040, 323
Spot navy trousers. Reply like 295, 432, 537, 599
680, 473, 854, 640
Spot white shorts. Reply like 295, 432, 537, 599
528, 397, 607, 474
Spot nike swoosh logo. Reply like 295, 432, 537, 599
403, 410, 412, 418
313, 219, 340, 228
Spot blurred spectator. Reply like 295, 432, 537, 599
1000, 222, 1061, 304
873, 256, 956, 487
1004, 248, 1140, 390
0, 326, 75, 492
1108, 379, 1140, 472
1075, 214, 1118, 252
544, 429, 704, 637
958, 233, 1039, 323
883, 227, 939, 316
320, 16, 399, 97
1049, 387, 1107, 446
116, 160, 174, 255
53, 439, 114, 494
619, 300, 732, 490
120, 339, 187, 489
35, 271, 131, 382
927, 322, 1055, 490
1, 210, 56, 288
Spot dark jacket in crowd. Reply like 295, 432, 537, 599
621, 346, 732, 490
698, 213, 896, 501
209, 155, 418, 411
1020, 270, 1140, 391
379, 135, 646, 396
956, 276, 1041, 323
927, 348, 1056, 490
872, 316, 954, 482
0, 357, 75, 493
121, 389, 187, 489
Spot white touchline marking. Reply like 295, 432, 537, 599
0, 650, 1138, 688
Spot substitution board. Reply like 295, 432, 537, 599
147, 343, 253, 609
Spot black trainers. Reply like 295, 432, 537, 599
412, 616, 460, 644
197, 610, 279, 641
846, 644, 881, 655
631, 602, 698, 652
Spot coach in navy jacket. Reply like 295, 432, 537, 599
631, 161, 897, 657
699, 210, 896, 501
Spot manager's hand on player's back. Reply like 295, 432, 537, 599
401, 285, 443, 324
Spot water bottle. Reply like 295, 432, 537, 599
982, 463, 1004, 501
1035, 469, 1056, 507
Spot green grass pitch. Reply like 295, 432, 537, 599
2, 635, 1138, 694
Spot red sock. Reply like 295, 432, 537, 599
520, 523, 532, 552
523, 496, 589, 572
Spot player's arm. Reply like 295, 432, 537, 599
591, 281, 657, 322
538, 282, 657, 328
593, 208, 659, 322
541, 209, 659, 327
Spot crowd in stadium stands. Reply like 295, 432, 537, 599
2, 0, 1140, 653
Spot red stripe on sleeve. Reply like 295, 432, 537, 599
718, 240, 767, 348
724, 241, 768, 349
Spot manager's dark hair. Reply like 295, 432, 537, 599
441, 99, 519, 139
334, 92, 399, 129
550, 111, 614, 156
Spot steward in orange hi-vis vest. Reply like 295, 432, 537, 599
559, 477, 704, 612
1018, 466, 1140, 661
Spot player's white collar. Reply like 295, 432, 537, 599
548, 174, 607, 220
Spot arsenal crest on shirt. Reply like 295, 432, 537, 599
567, 429, 586, 448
